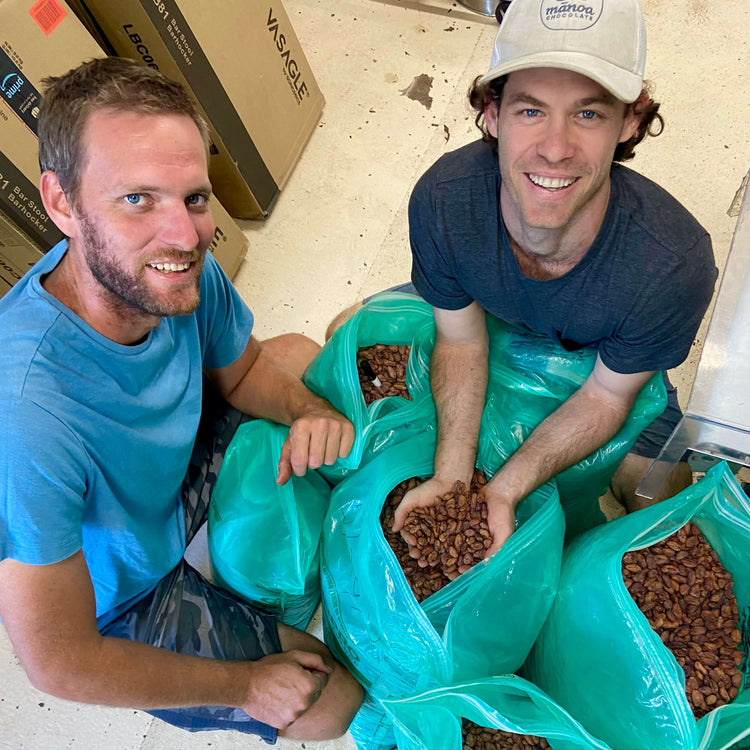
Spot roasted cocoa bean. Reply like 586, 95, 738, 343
380, 470, 492, 602
622, 522, 745, 720
357, 344, 412, 405
462, 719, 551, 750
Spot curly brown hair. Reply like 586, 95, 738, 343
467, 74, 664, 162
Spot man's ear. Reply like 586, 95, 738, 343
618, 93, 647, 144
484, 100, 499, 139
39, 171, 77, 237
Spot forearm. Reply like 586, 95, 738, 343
223, 346, 327, 425
30, 633, 248, 710
430, 334, 489, 484
488, 383, 630, 507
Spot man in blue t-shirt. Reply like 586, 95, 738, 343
0, 58, 361, 742
388, 0, 717, 560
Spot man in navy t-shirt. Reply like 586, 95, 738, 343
391, 0, 717, 559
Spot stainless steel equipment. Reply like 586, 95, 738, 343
457, 0, 499, 16
637, 182, 750, 498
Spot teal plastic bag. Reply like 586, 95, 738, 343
320, 430, 565, 749
207, 419, 331, 629
384, 675, 611, 750
302, 292, 437, 483
478, 314, 668, 539
526, 461, 750, 750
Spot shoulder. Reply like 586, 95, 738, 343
415, 139, 498, 192
610, 165, 711, 260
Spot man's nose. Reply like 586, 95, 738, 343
161, 202, 200, 251
537, 117, 576, 163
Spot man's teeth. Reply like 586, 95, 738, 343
529, 174, 576, 189
149, 262, 190, 273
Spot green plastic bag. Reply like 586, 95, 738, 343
302, 292, 437, 483
383, 675, 611, 750
477, 314, 668, 539
320, 430, 565, 749
526, 461, 750, 750
207, 419, 331, 629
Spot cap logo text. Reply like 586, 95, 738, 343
540, 0, 603, 30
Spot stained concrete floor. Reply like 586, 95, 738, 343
1, 0, 748, 748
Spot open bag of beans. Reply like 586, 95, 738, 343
302, 292, 436, 483
525, 461, 749, 750
320, 430, 565, 750
207, 420, 331, 629
477, 314, 667, 541
382, 675, 611, 750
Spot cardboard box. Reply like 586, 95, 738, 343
0, 209, 45, 297
0, 0, 103, 250
72, 0, 324, 219
0, 0, 248, 279
0, 145, 64, 251
207, 195, 248, 280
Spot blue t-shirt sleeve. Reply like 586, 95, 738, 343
409, 170, 474, 311
599, 232, 717, 374
196, 253, 255, 369
0, 400, 86, 565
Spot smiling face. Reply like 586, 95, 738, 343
68, 109, 215, 324
485, 67, 639, 247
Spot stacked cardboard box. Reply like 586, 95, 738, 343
71, 0, 325, 219
0, 0, 255, 296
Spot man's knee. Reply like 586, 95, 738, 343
610, 453, 693, 513
276, 623, 363, 741
262, 333, 321, 378
325, 302, 362, 342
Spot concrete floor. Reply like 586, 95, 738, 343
1, 0, 748, 748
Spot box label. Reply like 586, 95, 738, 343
29, 0, 68, 35
0, 47, 42, 136
136, 0, 279, 210
0, 151, 63, 250
266, 7, 310, 105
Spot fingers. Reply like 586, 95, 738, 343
288, 648, 333, 675
275, 414, 354, 484
392, 505, 408, 533
276, 438, 293, 485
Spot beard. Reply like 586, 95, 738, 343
78, 211, 204, 318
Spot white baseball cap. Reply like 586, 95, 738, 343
480, 0, 647, 103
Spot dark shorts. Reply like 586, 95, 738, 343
100, 382, 281, 743
367, 282, 682, 459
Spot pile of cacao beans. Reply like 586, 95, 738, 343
357, 344, 412, 405
380, 470, 492, 602
462, 720, 551, 750
622, 522, 743, 719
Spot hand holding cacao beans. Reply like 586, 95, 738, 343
478, 482, 517, 558
381, 471, 494, 600
391, 475, 462, 548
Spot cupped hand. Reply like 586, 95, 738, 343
392, 476, 458, 557
479, 484, 517, 560
242, 649, 332, 729
276, 402, 354, 484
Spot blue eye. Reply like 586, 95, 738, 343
186, 194, 208, 207
124, 194, 143, 205
523, 108, 541, 118
580, 110, 597, 120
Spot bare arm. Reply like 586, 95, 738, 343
393, 302, 489, 533
0, 552, 331, 729
481, 356, 655, 554
205, 335, 354, 483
